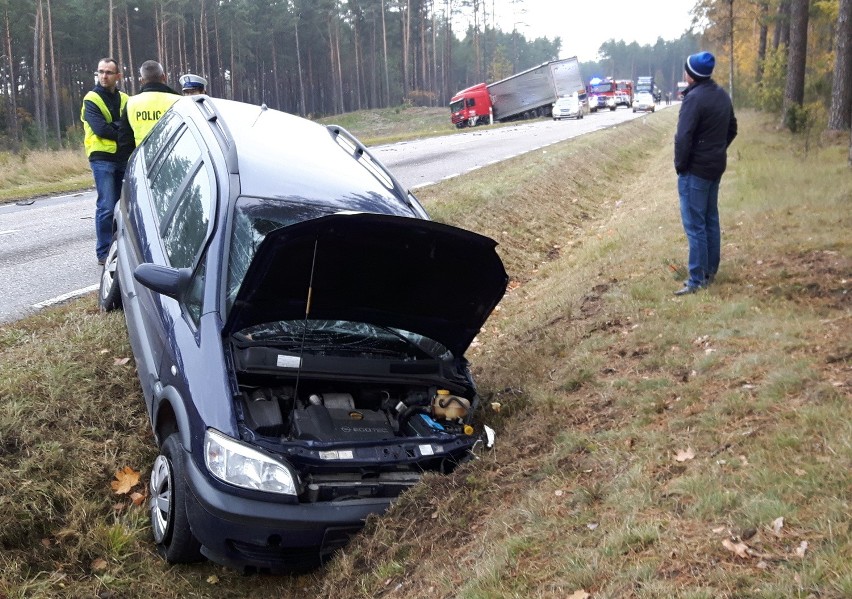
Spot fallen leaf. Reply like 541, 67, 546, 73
794, 468, 806, 476
756, 560, 769, 569
739, 455, 749, 466
490, 402, 502, 413
110, 466, 140, 495
90, 558, 108, 572
712, 526, 727, 534
722, 538, 750, 559
772, 517, 784, 536
795, 541, 808, 558
130, 491, 146, 506
675, 447, 696, 462
113, 357, 131, 366
554, 489, 564, 497
567, 591, 590, 599
586, 522, 599, 530
41, 538, 52, 548
207, 575, 219, 584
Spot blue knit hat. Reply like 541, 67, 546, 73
685, 52, 715, 80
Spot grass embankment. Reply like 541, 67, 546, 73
0, 106, 452, 204
0, 109, 849, 598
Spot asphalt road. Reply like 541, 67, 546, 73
0, 104, 673, 324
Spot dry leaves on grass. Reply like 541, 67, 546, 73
674, 447, 695, 462
567, 591, 590, 599
772, 516, 784, 536
90, 558, 108, 572
722, 538, 751, 559
110, 466, 140, 495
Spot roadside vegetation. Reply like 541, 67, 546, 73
0, 108, 849, 598
0, 105, 453, 204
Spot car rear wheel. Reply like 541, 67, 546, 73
150, 434, 203, 563
99, 234, 122, 312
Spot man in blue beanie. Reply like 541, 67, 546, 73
673, 51, 738, 295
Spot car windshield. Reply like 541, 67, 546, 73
589, 83, 612, 93
234, 319, 450, 360
227, 196, 335, 310
449, 99, 464, 112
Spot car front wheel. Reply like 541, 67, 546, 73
99, 234, 122, 312
150, 434, 203, 563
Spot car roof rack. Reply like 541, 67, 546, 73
326, 125, 415, 210
191, 95, 239, 175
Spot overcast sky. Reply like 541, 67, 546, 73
478, 0, 700, 62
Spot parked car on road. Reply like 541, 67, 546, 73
552, 92, 587, 120
632, 91, 656, 113
99, 95, 508, 573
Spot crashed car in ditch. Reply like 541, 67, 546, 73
99, 95, 508, 572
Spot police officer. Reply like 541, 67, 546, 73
118, 60, 180, 148
179, 73, 208, 96
81, 57, 133, 265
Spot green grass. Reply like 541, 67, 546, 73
1, 109, 849, 598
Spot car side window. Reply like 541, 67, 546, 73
149, 128, 202, 223
143, 110, 181, 167
163, 164, 213, 269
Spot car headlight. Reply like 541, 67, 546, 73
204, 429, 298, 495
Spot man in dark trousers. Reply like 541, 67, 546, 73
673, 51, 738, 295
118, 60, 180, 148
81, 57, 133, 265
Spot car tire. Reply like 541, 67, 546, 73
99, 233, 122, 312
150, 434, 204, 564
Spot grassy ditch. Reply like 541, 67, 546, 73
0, 109, 849, 598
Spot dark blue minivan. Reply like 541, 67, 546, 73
98, 96, 507, 572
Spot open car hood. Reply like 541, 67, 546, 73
224, 213, 508, 356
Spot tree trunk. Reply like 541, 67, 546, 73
381, 0, 390, 106
828, 0, 852, 130
728, 0, 734, 104
782, 0, 809, 127
352, 13, 362, 110
108, 0, 114, 57
335, 19, 344, 112
294, 10, 306, 115
32, 0, 47, 145
46, 0, 61, 145
4, 6, 19, 148
125, 3, 136, 94
757, 0, 768, 82
773, 0, 790, 49
402, 0, 410, 99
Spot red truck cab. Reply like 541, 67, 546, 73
450, 83, 492, 128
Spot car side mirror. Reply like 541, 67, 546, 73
134, 263, 193, 300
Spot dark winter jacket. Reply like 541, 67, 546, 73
674, 78, 737, 180
82, 85, 134, 163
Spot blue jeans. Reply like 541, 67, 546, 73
678, 173, 721, 289
90, 159, 126, 260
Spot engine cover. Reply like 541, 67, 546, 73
291, 404, 395, 442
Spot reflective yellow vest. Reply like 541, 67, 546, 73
127, 92, 180, 146
80, 90, 128, 157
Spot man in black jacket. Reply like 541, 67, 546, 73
673, 51, 738, 295
81, 57, 133, 265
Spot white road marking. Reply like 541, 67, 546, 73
32, 284, 99, 309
